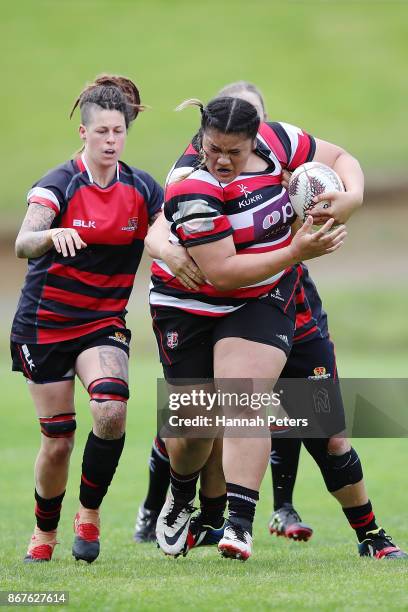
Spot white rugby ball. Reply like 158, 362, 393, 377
288, 162, 344, 222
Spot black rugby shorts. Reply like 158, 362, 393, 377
278, 335, 346, 437
151, 270, 297, 381
11, 326, 131, 384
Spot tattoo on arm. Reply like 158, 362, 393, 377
15, 204, 56, 259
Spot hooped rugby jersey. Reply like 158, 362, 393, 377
11, 156, 163, 344
152, 121, 328, 339
150, 159, 300, 316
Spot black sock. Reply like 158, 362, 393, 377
343, 500, 378, 542
199, 490, 227, 528
270, 437, 301, 510
144, 434, 170, 513
34, 489, 65, 531
226, 482, 259, 535
80, 431, 125, 509
170, 468, 199, 501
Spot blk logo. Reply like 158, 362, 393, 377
22, 344, 35, 370
73, 219, 96, 228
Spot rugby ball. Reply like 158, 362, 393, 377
288, 162, 344, 222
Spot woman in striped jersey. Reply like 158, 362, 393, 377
10, 75, 163, 564
149, 95, 352, 561
146, 84, 406, 562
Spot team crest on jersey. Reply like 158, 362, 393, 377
108, 331, 129, 346
166, 331, 179, 349
121, 217, 138, 231
308, 366, 331, 380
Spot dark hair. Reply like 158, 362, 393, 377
217, 81, 267, 117
70, 74, 145, 129
176, 96, 260, 149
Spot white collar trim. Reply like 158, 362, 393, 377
81, 153, 119, 184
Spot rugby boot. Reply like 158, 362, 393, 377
218, 520, 252, 561
358, 528, 408, 559
155, 490, 195, 557
269, 503, 313, 541
72, 506, 100, 563
134, 505, 158, 543
188, 512, 225, 548
24, 526, 58, 563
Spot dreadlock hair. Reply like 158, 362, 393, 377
70, 74, 145, 129
176, 96, 260, 154
217, 81, 267, 118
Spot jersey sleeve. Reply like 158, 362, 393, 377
262, 121, 316, 171
164, 171, 233, 248
26, 164, 72, 215
133, 170, 164, 219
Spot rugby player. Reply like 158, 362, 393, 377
134, 81, 348, 545
148, 95, 348, 560
11, 75, 163, 563
144, 84, 406, 561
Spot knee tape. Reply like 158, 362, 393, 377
321, 446, 363, 492
88, 377, 129, 403
39, 413, 76, 438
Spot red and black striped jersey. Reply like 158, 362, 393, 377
11, 156, 163, 344
153, 121, 328, 338
150, 162, 297, 316
294, 263, 328, 343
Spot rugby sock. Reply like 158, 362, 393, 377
226, 482, 259, 535
270, 437, 301, 510
34, 489, 65, 532
80, 431, 125, 509
199, 490, 227, 528
343, 500, 378, 542
143, 434, 170, 512
170, 468, 199, 501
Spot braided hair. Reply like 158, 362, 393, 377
70, 74, 145, 128
176, 96, 260, 153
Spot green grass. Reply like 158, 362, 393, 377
1, 218, 407, 608
315, 288, 408, 360
1, 352, 408, 611
1, 1, 408, 226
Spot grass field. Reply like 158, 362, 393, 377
1, 280, 407, 612
2, 1, 408, 228
1, 352, 408, 611
1, 2, 407, 609
1, 202, 407, 612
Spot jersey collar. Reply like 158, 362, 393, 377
80, 153, 120, 184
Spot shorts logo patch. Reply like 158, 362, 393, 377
276, 334, 289, 346
122, 217, 138, 231
166, 331, 179, 349
22, 344, 35, 370
108, 332, 129, 346
308, 366, 331, 380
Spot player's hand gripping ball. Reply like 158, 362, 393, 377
288, 162, 344, 222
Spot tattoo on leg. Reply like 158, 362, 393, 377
98, 347, 128, 380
